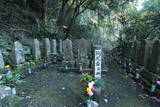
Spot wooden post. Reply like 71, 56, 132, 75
94, 45, 102, 103
94, 45, 102, 80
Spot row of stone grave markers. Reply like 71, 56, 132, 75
0, 38, 58, 99
132, 37, 160, 75
0, 38, 58, 68
0, 38, 97, 69
0, 38, 93, 70
62, 38, 92, 68
122, 37, 160, 75
117, 37, 160, 95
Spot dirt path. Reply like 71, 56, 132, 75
99, 57, 160, 107
1, 58, 160, 107
1, 65, 86, 107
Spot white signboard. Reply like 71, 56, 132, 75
94, 49, 102, 80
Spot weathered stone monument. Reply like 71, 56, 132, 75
0, 50, 4, 68
137, 40, 145, 66
43, 38, 51, 59
63, 39, 74, 60
11, 41, 25, 65
32, 39, 41, 61
147, 37, 160, 74
131, 41, 137, 62
77, 38, 89, 59
60, 40, 63, 53
0, 85, 12, 100
135, 40, 141, 64
51, 39, 57, 54
77, 38, 90, 67
157, 50, 160, 75
143, 39, 153, 68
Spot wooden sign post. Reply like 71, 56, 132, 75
94, 45, 102, 103
94, 45, 102, 81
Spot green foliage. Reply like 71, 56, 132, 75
80, 73, 94, 82
0, 68, 8, 74
57, 53, 65, 61
118, 0, 160, 41
78, 58, 88, 66
95, 78, 105, 89
0, 71, 23, 87
29, 60, 36, 66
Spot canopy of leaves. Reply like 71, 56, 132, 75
116, 0, 160, 42
0, 0, 133, 39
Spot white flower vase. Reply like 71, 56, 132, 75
86, 100, 99, 107
135, 73, 140, 79
129, 68, 132, 72
124, 63, 126, 67
12, 88, 16, 95
44, 63, 47, 67
79, 66, 83, 72
151, 84, 156, 92
28, 68, 32, 74
65, 65, 68, 70
87, 100, 91, 107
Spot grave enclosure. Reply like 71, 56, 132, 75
0, 38, 104, 102
116, 37, 160, 96
0, 38, 100, 68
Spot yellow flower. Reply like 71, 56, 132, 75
5, 65, 11, 68
86, 88, 92, 93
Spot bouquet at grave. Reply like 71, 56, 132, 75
4, 65, 11, 69
152, 77, 159, 84
29, 60, 36, 69
78, 58, 84, 66
86, 81, 97, 99
2, 70, 22, 87
156, 80, 160, 85
150, 78, 159, 92
29, 60, 36, 66
78, 62, 83, 67
80, 73, 93, 83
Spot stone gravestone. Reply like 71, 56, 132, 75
131, 41, 137, 62
59, 40, 63, 53
43, 38, 51, 59
0, 50, 4, 68
135, 40, 141, 64
143, 39, 153, 68
63, 39, 74, 60
11, 41, 25, 65
77, 38, 90, 67
32, 39, 41, 61
50, 39, 57, 54
72, 39, 78, 57
77, 38, 89, 58
137, 40, 145, 66
156, 40, 160, 75
0, 85, 12, 100
147, 37, 160, 73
